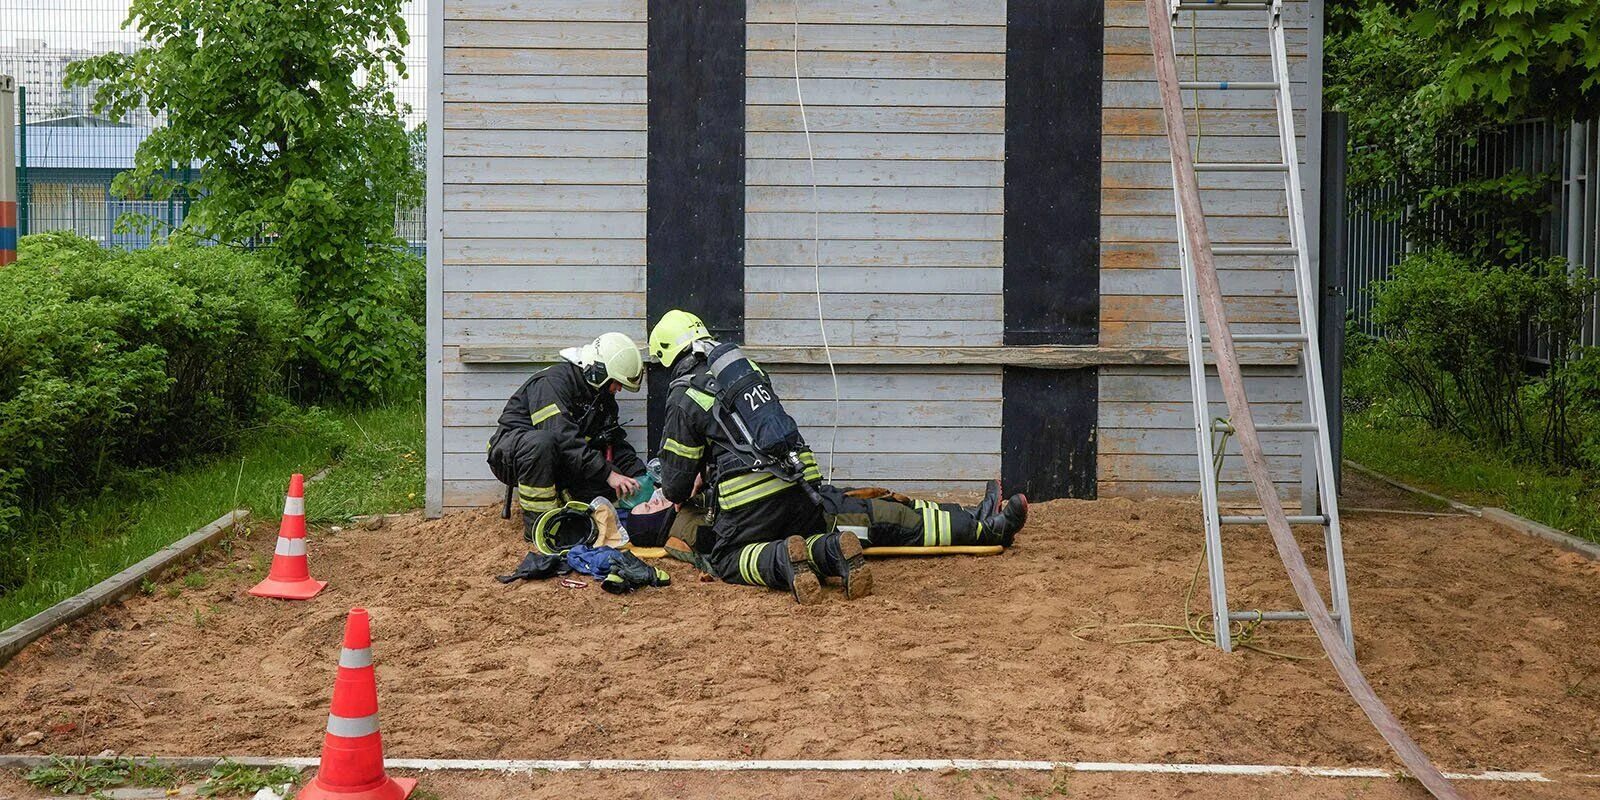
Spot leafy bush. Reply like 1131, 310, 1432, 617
0, 233, 297, 590
295, 245, 425, 400
1365, 249, 1596, 467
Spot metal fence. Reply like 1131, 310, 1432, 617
3, 0, 427, 251
1343, 118, 1598, 349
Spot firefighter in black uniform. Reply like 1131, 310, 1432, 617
647, 310, 1029, 604
487, 332, 648, 540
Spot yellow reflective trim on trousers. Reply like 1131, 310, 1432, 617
921, 506, 937, 547
740, 543, 768, 587
937, 509, 952, 546
520, 498, 559, 513
529, 403, 561, 426
662, 438, 704, 460
518, 484, 556, 499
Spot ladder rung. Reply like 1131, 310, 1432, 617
1213, 246, 1299, 256
1202, 332, 1308, 343
1179, 81, 1280, 91
1227, 610, 1341, 622
1212, 420, 1319, 433
1195, 162, 1289, 172
1220, 514, 1329, 526
1175, 1, 1274, 10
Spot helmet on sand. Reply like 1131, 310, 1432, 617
561, 332, 644, 391
648, 309, 712, 368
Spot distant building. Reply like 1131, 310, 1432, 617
13, 119, 190, 248
0, 38, 158, 126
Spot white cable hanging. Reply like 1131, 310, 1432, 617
792, 0, 840, 481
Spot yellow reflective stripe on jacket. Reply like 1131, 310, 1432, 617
662, 438, 703, 460
529, 403, 561, 426
685, 388, 715, 411
718, 472, 795, 510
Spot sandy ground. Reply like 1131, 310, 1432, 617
1, 767, 1595, 800
2, 472, 1599, 794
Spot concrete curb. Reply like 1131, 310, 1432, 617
0, 466, 337, 669
1344, 460, 1600, 562
0, 509, 249, 668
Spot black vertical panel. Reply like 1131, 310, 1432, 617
646, 0, 745, 450
1319, 112, 1349, 493
1002, 369, 1098, 501
1002, 1, 1103, 500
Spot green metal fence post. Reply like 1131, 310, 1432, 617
16, 85, 26, 237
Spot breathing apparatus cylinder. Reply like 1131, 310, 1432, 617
707, 342, 806, 458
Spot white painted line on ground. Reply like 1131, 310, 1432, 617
0, 756, 1553, 783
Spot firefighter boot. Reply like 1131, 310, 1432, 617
973, 479, 1002, 520
836, 530, 874, 600
980, 494, 1029, 547
778, 535, 823, 606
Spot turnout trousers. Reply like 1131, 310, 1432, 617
818, 486, 1005, 549
487, 428, 615, 514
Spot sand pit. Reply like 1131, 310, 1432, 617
2, 474, 1598, 790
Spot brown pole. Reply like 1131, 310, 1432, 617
1141, 2, 1463, 797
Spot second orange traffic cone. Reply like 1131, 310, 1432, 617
249, 473, 328, 600
298, 608, 416, 800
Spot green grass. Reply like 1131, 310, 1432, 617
1345, 409, 1600, 543
0, 399, 423, 631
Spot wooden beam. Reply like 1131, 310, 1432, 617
1144, 2, 1461, 798
456, 343, 1299, 367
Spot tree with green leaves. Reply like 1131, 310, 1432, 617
67, 0, 423, 400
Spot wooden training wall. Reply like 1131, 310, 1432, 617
427, 0, 1322, 514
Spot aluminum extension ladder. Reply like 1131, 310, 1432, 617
1163, 0, 1353, 652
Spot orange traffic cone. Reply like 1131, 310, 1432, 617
298, 608, 416, 800
249, 473, 328, 600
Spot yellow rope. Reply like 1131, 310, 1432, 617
1070, 419, 1322, 661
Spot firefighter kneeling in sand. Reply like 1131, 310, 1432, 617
487, 332, 649, 542
646, 310, 1029, 604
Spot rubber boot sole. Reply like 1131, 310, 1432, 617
783, 535, 824, 606
837, 531, 874, 601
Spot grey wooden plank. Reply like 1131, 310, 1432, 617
1104, 24, 1307, 55
1105, 0, 1308, 29
446, 0, 645, 23
445, 129, 644, 158
747, 77, 1003, 107
448, 75, 652, 104
455, 344, 1295, 368
1104, 79, 1307, 110
1100, 321, 1303, 348
1098, 370, 1304, 403
442, 237, 644, 265
445, 47, 644, 77
447, 99, 648, 128
747, 185, 1001, 214
748, 237, 1000, 266
749, 158, 1001, 187
446, 397, 1002, 428
747, 211, 1000, 241
747, 131, 1003, 161
447, 424, 995, 455
1099, 480, 1296, 502
1104, 107, 1307, 137
445, 317, 649, 344
1097, 400, 1303, 429
1102, 294, 1298, 323
1099, 452, 1302, 483
1101, 214, 1290, 244
1100, 427, 1305, 456
1101, 266, 1295, 297
1104, 186, 1286, 216
1101, 240, 1289, 270
747, 0, 1005, 26
445, 20, 646, 48
444, 264, 646, 291
748, 291, 999, 321
749, 318, 1002, 346
441, 449, 1003, 478
746, 23, 1005, 53
445, 155, 645, 184
444, 210, 644, 238
747, 105, 1003, 134
1103, 53, 1308, 83
746, 50, 1004, 80
443, 290, 645, 319
1103, 134, 1304, 164
446, 183, 645, 212
0, 510, 249, 668
1103, 160, 1287, 190
746, 265, 1000, 294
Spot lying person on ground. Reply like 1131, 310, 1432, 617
644, 309, 1028, 605
486, 332, 649, 542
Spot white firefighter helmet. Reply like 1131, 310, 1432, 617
560, 332, 644, 391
